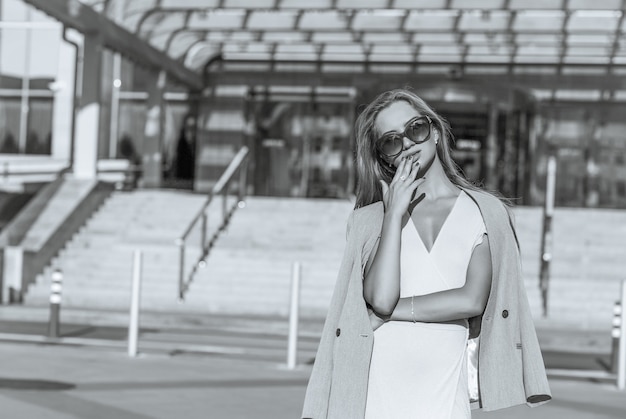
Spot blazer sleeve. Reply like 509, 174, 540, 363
518, 272, 552, 406
302, 212, 357, 419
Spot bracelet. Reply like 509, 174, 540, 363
411, 295, 416, 323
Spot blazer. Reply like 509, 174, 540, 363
301, 188, 552, 419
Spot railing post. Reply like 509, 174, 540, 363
222, 187, 227, 224
201, 212, 207, 250
128, 249, 143, 357
618, 279, 626, 390
287, 261, 302, 370
47, 269, 63, 338
176, 238, 185, 300
238, 161, 246, 202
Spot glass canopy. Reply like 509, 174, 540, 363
77, 0, 626, 77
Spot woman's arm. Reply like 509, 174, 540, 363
388, 234, 492, 322
363, 158, 425, 315
363, 213, 403, 315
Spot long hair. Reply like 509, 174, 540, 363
354, 88, 488, 209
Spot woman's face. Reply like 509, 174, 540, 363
374, 101, 439, 175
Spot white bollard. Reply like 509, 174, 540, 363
611, 302, 621, 374
618, 279, 626, 390
128, 250, 143, 357
287, 261, 302, 370
48, 269, 63, 338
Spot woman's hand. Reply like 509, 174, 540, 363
368, 308, 390, 331
380, 157, 426, 218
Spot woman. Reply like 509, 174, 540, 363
302, 88, 551, 419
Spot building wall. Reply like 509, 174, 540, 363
0, 0, 60, 156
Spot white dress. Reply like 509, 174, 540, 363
365, 190, 487, 419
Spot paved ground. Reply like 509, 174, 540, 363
0, 305, 624, 418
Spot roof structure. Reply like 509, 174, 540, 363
25, 0, 626, 101
76, 0, 626, 72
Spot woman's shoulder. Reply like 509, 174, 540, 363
352, 200, 383, 217
462, 187, 520, 246
347, 201, 384, 236
462, 188, 511, 215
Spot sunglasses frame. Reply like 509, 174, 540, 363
376, 115, 433, 160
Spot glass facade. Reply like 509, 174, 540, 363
1, 0, 626, 207
0, 0, 59, 155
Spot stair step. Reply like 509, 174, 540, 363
22, 193, 626, 325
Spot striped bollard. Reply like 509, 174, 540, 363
612, 301, 622, 374
47, 269, 63, 338
618, 280, 626, 390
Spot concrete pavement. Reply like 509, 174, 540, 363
0, 305, 624, 418
0, 341, 625, 419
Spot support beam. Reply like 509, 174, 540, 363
23, 0, 203, 90
211, 65, 626, 92
142, 71, 166, 188
74, 33, 101, 180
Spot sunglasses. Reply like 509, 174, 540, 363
376, 115, 432, 159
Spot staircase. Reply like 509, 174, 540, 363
515, 207, 626, 329
182, 197, 353, 317
24, 190, 208, 310
23, 191, 353, 317
23, 190, 626, 328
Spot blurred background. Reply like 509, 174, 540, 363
0, 1, 625, 418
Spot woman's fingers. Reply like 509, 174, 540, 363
397, 160, 420, 189
402, 156, 414, 179
409, 161, 420, 180
394, 156, 415, 184
391, 158, 406, 184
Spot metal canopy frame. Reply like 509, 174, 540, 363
25, 0, 626, 96
23, 0, 203, 90
79, 1, 626, 71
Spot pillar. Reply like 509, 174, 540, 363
73, 33, 102, 179
142, 70, 166, 188
51, 30, 78, 162
98, 49, 114, 159
585, 118, 601, 207
484, 104, 499, 191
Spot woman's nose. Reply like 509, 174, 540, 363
402, 136, 414, 148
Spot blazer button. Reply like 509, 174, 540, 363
502, 309, 509, 318
336, 328, 341, 337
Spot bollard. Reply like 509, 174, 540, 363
128, 250, 143, 357
47, 269, 63, 338
539, 155, 556, 317
287, 261, 301, 370
618, 280, 626, 390
612, 301, 621, 374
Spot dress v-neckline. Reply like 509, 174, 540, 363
408, 190, 464, 255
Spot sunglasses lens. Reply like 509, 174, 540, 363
380, 135, 402, 156
407, 119, 430, 143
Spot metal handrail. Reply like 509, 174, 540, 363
176, 146, 249, 300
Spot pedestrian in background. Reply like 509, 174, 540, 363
302, 88, 551, 419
